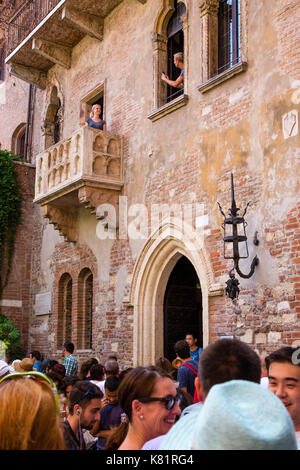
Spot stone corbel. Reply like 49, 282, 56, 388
78, 186, 120, 223
8, 63, 47, 89
32, 38, 72, 69
61, 6, 104, 41
42, 205, 78, 243
137, 0, 147, 3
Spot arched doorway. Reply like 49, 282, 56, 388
129, 218, 224, 366
164, 256, 202, 362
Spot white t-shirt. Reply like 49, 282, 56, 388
90, 380, 105, 396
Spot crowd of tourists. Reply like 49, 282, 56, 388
0, 333, 299, 450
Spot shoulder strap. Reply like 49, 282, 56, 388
182, 363, 198, 376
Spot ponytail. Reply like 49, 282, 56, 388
105, 421, 129, 450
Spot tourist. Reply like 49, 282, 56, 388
185, 332, 202, 364
89, 363, 105, 392
85, 104, 106, 131
266, 346, 300, 443
105, 366, 181, 450
161, 52, 184, 89
79, 358, 98, 381
92, 376, 123, 450
158, 338, 262, 449
155, 357, 176, 380
174, 340, 198, 400
160, 380, 298, 450
60, 381, 102, 450
62, 342, 78, 377
0, 360, 14, 379
30, 350, 43, 372
0, 371, 65, 450
14, 357, 34, 373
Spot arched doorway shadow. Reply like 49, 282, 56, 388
164, 255, 202, 363
129, 218, 224, 366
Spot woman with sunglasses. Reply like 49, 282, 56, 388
105, 366, 181, 450
0, 372, 65, 450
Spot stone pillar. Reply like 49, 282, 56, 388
199, 0, 219, 82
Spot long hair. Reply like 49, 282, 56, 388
0, 377, 65, 450
105, 366, 172, 450
90, 104, 101, 118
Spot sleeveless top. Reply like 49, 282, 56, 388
86, 118, 106, 130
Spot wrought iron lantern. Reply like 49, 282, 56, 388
218, 173, 259, 300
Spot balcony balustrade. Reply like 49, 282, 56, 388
34, 126, 123, 242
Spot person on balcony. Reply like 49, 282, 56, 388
161, 52, 184, 89
85, 104, 107, 131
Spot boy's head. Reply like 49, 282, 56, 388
104, 376, 120, 405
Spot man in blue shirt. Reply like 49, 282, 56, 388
161, 52, 184, 89
30, 350, 42, 372
185, 332, 202, 364
174, 340, 198, 400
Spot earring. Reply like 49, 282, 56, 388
140, 415, 144, 420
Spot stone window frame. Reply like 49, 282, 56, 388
56, 272, 73, 350
76, 268, 94, 350
198, 0, 248, 94
11, 122, 26, 158
148, 0, 189, 122
79, 81, 106, 128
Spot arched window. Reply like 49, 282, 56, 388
11, 123, 26, 159
57, 273, 73, 348
77, 268, 93, 350
43, 86, 63, 149
166, 1, 186, 103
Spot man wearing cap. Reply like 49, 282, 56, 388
62, 341, 78, 377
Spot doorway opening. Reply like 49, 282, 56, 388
163, 256, 203, 363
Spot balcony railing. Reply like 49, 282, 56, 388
7, 0, 61, 54
35, 126, 123, 203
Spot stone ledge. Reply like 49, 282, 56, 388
197, 62, 248, 94
147, 94, 189, 122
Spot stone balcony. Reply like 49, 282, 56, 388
34, 126, 123, 242
6, 0, 147, 88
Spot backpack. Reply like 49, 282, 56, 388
182, 363, 201, 403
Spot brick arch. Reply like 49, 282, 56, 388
51, 244, 98, 353
77, 268, 94, 350
56, 272, 73, 350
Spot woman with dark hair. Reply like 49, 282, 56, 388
105, 366, 181, 450
155, 357, 176, 380
79, 358, 98, 381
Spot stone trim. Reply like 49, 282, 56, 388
147, 93, 188, 122
198, 61, 248, 93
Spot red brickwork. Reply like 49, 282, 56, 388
1, 162, 35, 354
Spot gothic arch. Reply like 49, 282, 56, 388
129, 217, 224, 366
42, 82, 64, 150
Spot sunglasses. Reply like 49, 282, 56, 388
0, 371, 60, 416
78, 386, 97, 403
138, 394, 181, 410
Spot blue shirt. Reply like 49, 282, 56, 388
177, 360, 198, 397
190, 347, 202, 364
86, 118, 106, 130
